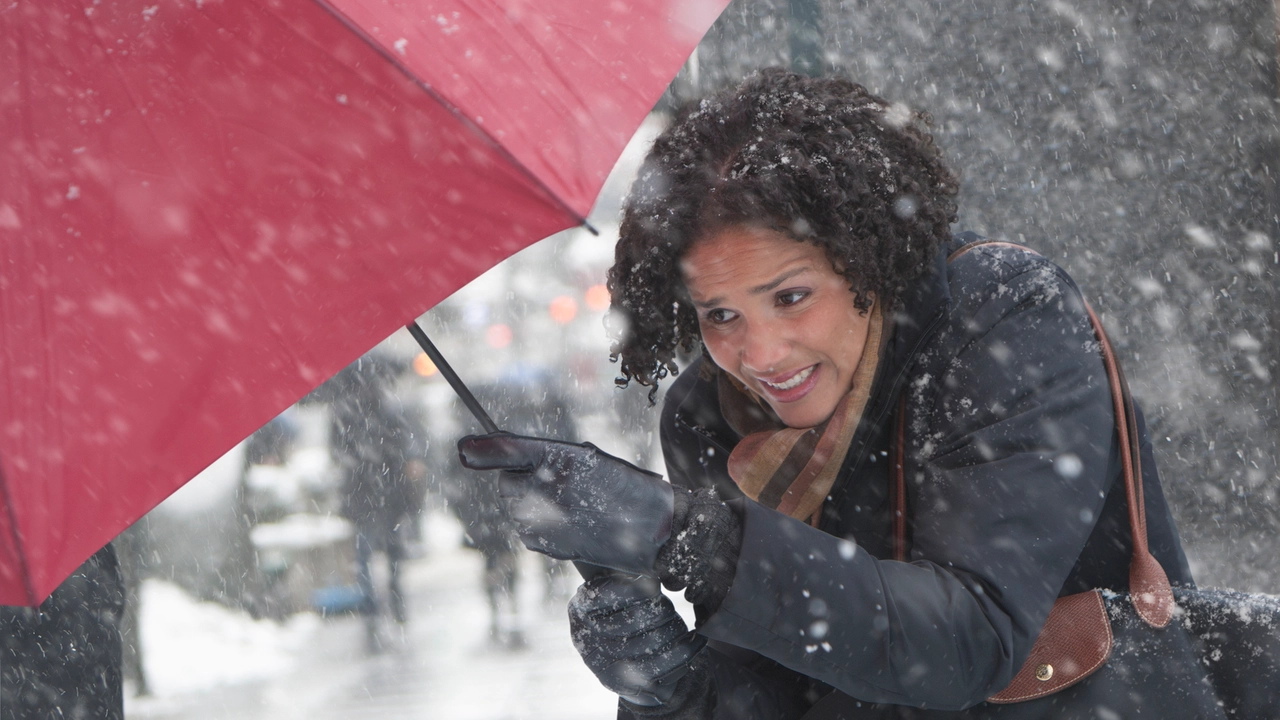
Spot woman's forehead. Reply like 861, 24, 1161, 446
681, 226, 832, 301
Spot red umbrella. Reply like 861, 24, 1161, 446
0, 0, 728, 605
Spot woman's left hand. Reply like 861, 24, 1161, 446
568, 573, 707, 706
457, 433, 675, 577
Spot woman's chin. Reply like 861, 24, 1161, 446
773, 398, 841, 429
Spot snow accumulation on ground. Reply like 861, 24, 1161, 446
138, 580, 320, 697
126, 511, 620, 720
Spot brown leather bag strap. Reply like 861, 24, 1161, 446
890, 240, 1173, 626
945, 239, 1030, 263
1083, 301, 1146, 553
1082, 300, 1173, 627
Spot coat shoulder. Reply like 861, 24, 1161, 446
939, 240, 1091, 348
947, 240, 1083, 303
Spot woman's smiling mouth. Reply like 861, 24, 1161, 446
756, 364, 820, 403
761, 365, 814, 390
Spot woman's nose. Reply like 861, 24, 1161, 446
739, 323, 789, 375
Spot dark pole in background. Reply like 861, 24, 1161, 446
788, 0, 824, 77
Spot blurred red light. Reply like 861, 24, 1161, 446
486, 323, 513, 348
549, 295, 578, 324
584, 284, 611, 312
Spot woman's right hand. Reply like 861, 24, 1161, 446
457, 433, 675, 577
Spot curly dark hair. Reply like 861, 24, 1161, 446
606, 68, 960, 399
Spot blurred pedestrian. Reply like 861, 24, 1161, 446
443, 372, 579, 647
448, 461, 523, 647
0, 544, 124, 719
329, 355, 419, 649
385, 391, 431, 555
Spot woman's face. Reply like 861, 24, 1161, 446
682, 225, 874, 429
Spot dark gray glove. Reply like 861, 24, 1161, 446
569, 573, 707, 706
457, 433, 674, 577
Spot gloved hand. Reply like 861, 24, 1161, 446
569, 573, 707, 706
457, 433, 674, 577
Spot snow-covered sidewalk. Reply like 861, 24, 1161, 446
126, 512, 618, 719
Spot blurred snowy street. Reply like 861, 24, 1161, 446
125, 511, 618, 720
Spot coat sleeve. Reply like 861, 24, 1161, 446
696, 258, 1117, 710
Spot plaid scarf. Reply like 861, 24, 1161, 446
719, 306, 884, 525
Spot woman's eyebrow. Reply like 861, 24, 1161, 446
749, 267, 810, 295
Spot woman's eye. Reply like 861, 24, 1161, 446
777, 290, 809, 307
705, 309, 738, 325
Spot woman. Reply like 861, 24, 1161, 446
459, 69, 1195, 717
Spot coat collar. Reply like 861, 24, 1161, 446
885, 236, 955, 382
827, 237, 958, 487
831, 231, 964, 434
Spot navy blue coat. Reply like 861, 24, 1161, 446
657, 235, 1193, 717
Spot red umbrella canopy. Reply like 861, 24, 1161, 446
0, 0, 729, 605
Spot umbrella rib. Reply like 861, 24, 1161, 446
309, 0, 591, 229
0, 463, 38, 606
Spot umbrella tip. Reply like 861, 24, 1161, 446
582, 220, 600, 236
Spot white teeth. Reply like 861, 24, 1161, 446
763, 366, 814, 391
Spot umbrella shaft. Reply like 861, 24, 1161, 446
406, 322, 502, 435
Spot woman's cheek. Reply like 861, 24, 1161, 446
702, 332, 742, 376
701, 333, 730, 368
